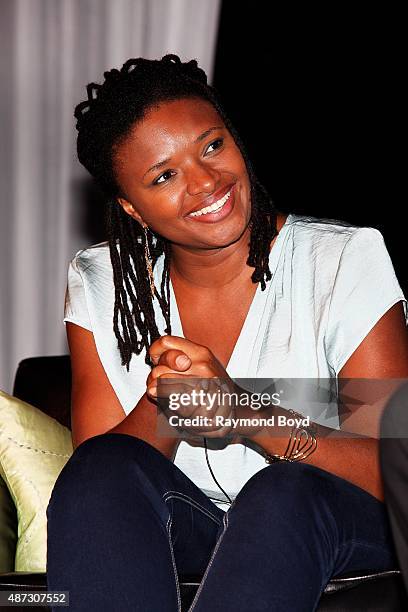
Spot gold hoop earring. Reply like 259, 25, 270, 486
143, 225, 156, 299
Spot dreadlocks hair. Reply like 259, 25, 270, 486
74, 54, 278, 371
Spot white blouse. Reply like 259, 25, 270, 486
64, 214, 407, 508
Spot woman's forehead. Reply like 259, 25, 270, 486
114, 98, 223, 168
135, 98, 221, 139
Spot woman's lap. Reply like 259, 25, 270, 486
47, 434, 397, 611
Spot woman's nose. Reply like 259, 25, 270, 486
186, 163, 220, 196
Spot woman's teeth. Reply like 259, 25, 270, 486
188, 189, 232, 217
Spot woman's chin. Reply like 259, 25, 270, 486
199, 226, 251, 250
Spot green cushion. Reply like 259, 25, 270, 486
0, 475, 17, 572
0, 390, 73, 571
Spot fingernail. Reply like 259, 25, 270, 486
148, 384, 157, 396
176, 355, 190, 368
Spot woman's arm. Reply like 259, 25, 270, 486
68, 322, 180, 460
337, 301, 408, 437
248, 302, 408, 501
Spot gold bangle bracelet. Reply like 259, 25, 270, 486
243, 409, 317, 464
264, 409, 317, 463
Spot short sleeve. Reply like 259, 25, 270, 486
63, 254, 92, 331
325, 227, 407, 374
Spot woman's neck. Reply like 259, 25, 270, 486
170, 226, 252, 290
169, 212, 287, 293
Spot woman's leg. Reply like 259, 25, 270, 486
46, 433, 224, 612
189, 462, 397, 612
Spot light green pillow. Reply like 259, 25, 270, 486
0, 390, 73, 572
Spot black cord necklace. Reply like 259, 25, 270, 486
203, 437, 233, 505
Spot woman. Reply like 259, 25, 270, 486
46, 55, 408, 611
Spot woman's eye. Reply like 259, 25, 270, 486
205, 138, 224, 154
153, 170, 174, 185
151, 139, 224, 185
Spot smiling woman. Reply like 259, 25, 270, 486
114, 98, 251, 247
46, 54, 408, 611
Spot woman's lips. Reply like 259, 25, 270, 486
185, 184, 236, 224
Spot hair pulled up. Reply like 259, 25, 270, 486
74, 54, 277, 370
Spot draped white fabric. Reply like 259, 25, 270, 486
0, 0, 221, 392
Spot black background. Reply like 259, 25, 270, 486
213, 2, 406, 295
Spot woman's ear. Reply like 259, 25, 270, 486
117, 197, 145, 226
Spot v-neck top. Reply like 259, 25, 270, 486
169, 214, 293, 376
64, 214, 407, 508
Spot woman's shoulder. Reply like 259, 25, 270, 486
287, 213, 366, 236
279, 214, 392, 289
70, 241, 111, 271
285, 213, 384, 256
66, 241, 116, 298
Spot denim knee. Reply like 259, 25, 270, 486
231, 462, 339, 521
51, 433, 145, 485
70, 432, 155, 467
47, 433, 166, 522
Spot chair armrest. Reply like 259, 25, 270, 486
0, 572, 47, 590
0, 573, 49, 612
1, 570, 406, 612
13, 356, 72, 429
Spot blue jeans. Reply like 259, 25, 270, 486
46, 433, 397, 611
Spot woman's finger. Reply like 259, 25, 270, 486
146, 364, 174, 388
156, 349, 192, 371
149, 335, 209, 365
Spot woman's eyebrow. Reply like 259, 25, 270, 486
195, 125, 223, 143
143, 126, 224, 179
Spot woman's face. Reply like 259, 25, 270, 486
113, 98, 251, 251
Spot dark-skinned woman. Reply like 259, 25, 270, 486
46, 55, 408, 611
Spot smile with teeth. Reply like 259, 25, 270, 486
188, 189, 232, 217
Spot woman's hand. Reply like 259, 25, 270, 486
146, 335, 239, 438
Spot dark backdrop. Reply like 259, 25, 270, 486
213, 2, 406, 295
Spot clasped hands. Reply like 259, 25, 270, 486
146, 335, 240, 439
